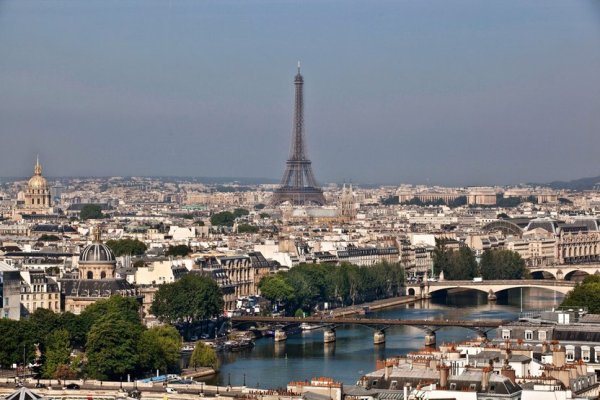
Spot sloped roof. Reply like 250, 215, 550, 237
5, 387, 42, 400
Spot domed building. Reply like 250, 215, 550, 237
14, 156, 53, 219
24, 156, 52, 214
61, 227, 139, 315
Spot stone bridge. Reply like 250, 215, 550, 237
528, 263, 600, 280
405, 279, 576, 300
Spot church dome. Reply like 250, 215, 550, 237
28, 156, 48, 190
79, 228, 116, 263
28, 175, 48, 190
80, 242, 116, 263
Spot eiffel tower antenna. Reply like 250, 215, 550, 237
271, 64, 326, 206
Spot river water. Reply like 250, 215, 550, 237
207, 288, 563, 388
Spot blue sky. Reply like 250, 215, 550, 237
1, 0, 599, 185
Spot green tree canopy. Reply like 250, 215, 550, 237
258, 275, 295, 306
237, 224, 259, 233
210, 211, 235, 226
42, 329, 71, 378
79, 296, 141, 340
480, 249, 528, 280
80, 204, 105, 220
258, 262, 405, 315
137, 326, 181, 374
189, 342, 218, 370
106, 238, 147, 256
562, 275, 600, 313
166, 244, 192, 257
433, 240, 478, 280
233, 208, 249, 218
39, 234, 60, 241
85, 316, 142, 380
151, 274, 224, 336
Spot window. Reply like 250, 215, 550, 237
502, 330, 511, 339
594, 347, 600, 363
582, 346, 590, 362
538, 330, 547, 341
449, 383, 457, 390
87, 271, 93, 279
525, 330, 533, 341
566, 345, 575, 362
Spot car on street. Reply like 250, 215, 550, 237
64, 383, 80, 390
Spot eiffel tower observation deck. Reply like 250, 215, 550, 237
271, 64, 326, 206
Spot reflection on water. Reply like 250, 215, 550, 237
205, 287, 563, 388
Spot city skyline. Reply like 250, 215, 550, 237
1, 0, 600, 186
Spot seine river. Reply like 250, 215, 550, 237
206, 288, 563, 388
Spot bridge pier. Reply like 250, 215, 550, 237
487, 290, 497, 302
424, 331, 436, 347
476, 332, 488, 343
274, 329, 287, 342
374, 331, 385, 345
324, 329, 336, 344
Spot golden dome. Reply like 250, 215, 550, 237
28, 174, 48, 190
28, 156, 48, 190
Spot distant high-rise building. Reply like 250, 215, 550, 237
271, 64, 326, 206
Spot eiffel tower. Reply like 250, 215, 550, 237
271, 64, 326, 206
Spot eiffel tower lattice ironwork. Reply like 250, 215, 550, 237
271, 64, 326, 206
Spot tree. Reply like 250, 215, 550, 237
0, 319, 23, 367
79, 204, 105, 220
562, 275, 600, 313
233, 208, 249, 218
259, 213, 270, 219
105, 238, 147, 256
27, 308, 62, 346
237, 224, 259, 233
166, 245, 192, 257
138, 326, 181, 374
43, 329, 71, 378
433, 239, 451, 277
39, 234, 60, 241
258, 275, 295, 308
434, 240, 478, 280
86, 316, 142, 380
151, 275, 224, 337
210, 211, 235, 226
446, 247, 478, 280
480, 249, 527, 280
79, 296, 141, 340
54, 363, 77, 381
254, 203, 266, 210
189, 342, 218, 370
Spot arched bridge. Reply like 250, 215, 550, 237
230, 315, 507, 347
529, 263, 600, 280
405, 279, 576, 300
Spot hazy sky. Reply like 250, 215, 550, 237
1, 0, 599, 186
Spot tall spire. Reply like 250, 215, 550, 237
34, 154, 42, 176
271, 64, 326, 206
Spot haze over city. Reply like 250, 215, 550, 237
1, 0, 600, 185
